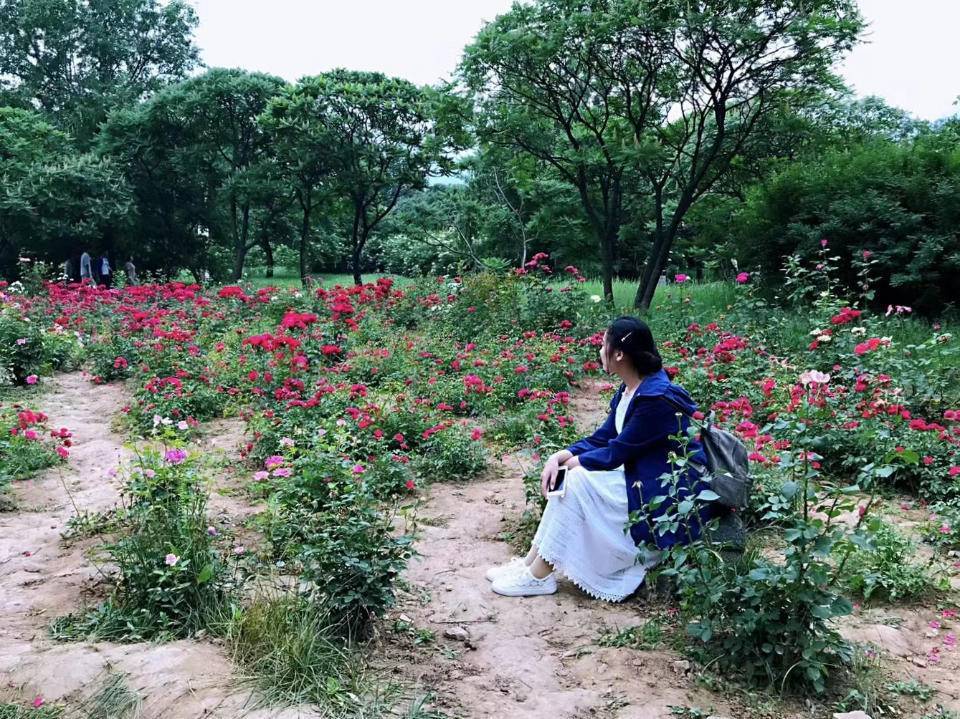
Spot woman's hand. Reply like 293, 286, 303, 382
541, 450, 574, 497
540, 456, 560, 497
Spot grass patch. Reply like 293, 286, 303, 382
74, 673, 142, 719
238, 269, 412, 290
841, 523, 947, 602
224, 593, 368, 711
887, 679, 936, 703
597, 613, 672, 651
0, 674, 141, 719
0, 705, 64, 719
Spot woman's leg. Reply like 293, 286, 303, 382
522, 466, 589, 576
523, 543, 554, 578
529, 555, 554, 579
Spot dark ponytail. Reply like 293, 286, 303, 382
606, 316, 662, 375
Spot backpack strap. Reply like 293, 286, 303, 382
643, 393, 714, 429
635, 394, 711, 473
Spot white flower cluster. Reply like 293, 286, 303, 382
152, 415, 190, 431
799, 369, 831, 386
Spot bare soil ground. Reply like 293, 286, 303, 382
2, 374, 957, 718
383, 379, 960, 719
0, 374, 306, 718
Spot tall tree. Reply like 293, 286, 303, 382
318, 71, 464, 285
0, 108, 131, 273
0, 0, 200, 145
258, 85, 337, 283
260, 71, 467, 284
157, 69, 287, 279
461, 0, 862, 307
99, 69, 286, 280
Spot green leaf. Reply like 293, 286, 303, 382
196, 563, 214, 585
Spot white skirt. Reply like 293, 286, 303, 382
533, 465, 658, 602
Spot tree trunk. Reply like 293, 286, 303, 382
262, 239, 274, 278
600, 226, 615, 303
231, 243, 247, 281
634, 188, 667, 310
299, 199, 310, 285
352, 242, 363, 286
229, 197, 240, 279
635, 229, 674, 310
351, 205, 364, 286
572, 174, 620, 304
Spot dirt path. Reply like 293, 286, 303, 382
391, 381, 960, 719
4, 375, 956, 718
0, 373, 306, 719
390, 381, 736, 719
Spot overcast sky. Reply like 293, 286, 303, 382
191, 0, 959, 122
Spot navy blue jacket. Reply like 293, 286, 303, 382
565, 370, 716, 548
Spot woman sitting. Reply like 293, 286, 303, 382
487, 316, 717, 601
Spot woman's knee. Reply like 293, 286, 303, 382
565, 465, 589, 492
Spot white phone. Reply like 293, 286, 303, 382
547, 466, 567, 498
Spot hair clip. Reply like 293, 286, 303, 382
620, 331, 633, 342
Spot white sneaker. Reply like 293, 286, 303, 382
484, 557, 526, 582
491, 565, 558, 597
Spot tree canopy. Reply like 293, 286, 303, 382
461, 0, 863, 306
1, 0, 959, 315
0, 0, 200, 146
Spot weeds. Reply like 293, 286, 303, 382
842, 523, 946, 602
224, 592, 366, 712
887, 679, 936, 703
73, 673, 142, 719
597, 615, 667, 650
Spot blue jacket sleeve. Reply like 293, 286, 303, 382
564, 391, 618, 456
576, 398, 683, 471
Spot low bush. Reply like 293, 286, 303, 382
921, 502, 960, 550
264, 454, 415, 633
52, 449, 234, 641
0, 308, 44, 384
654, 411, 872, 694
0, 405, 69, 495
85, 333, 139, 383
412, 423, 487, 482
841, 522, 945, 602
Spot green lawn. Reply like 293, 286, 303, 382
238, 268, 412, 289
238, 267, 956, 351
241, 267, 728, 314
577, 277, 739, 316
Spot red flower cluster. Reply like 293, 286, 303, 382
830, 307, 863, 325
854, 337, 890, 356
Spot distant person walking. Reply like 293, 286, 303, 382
124, 257, 138, 286
99, 255, 112, 287
79, 251, 93, 282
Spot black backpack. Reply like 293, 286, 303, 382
655, 395, 753, 511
